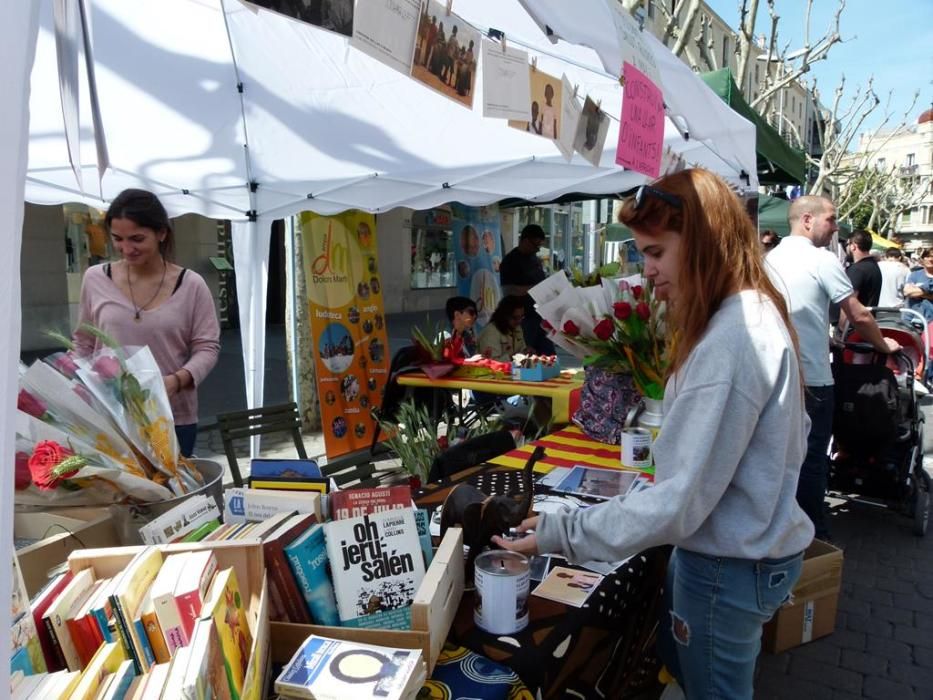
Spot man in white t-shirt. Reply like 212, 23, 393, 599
767, 196, 899, 539
878, 248, 909, 308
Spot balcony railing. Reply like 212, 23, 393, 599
899, 164, 919, 176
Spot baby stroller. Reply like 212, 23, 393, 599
830, 307, 931, 535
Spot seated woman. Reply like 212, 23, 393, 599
478, 295, 532, 361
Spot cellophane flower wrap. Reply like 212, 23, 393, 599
73, 330, 202, 495
14, 409, 173, 505
531, 270, 670, 400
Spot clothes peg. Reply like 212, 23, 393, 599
501, 34, 507, 53
619, 74, 626, 88
573, 84, 579, 99
531, 56, 537, 72
445, 0, 452, 16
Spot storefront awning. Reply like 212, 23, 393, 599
700, 69, 806, 186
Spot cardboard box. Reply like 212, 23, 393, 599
15, 508, 119, 597
67, 541, 270, 700
763, 539, 843, 653
270, 526, 464, 676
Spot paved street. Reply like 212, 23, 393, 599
193, 322, 933, 699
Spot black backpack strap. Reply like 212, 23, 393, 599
105, 263, 112, 278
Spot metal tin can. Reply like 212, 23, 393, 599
474, 550, 530, 635
621, 427, 653, 468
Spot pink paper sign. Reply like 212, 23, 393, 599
615, 62, 664, 178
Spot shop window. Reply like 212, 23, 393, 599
64, 203, 111, 274
410, 211, 455, 289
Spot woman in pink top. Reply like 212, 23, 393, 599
74, 189, 220, 456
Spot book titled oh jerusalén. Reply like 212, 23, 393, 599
324, 509, 426, 629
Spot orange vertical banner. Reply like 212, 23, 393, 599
298, 211, 390, 458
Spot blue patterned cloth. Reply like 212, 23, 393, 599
421, 643, 532, 700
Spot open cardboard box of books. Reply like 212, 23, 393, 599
66, 540, 271, 699
270, 526, 464, 676
15, 508, 119, 597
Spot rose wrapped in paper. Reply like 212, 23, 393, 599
532, 271, 670, 400
14, 409, 173, 505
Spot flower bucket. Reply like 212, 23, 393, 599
107, 458, 225, 545
572, 367, 641, 444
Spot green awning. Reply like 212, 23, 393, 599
605, 222, 633, 242
700, 69, 806, 186
758, 194, 790, 236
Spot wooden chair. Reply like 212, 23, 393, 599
216, 402, 307, 487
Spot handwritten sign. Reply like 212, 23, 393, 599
350, 0, 422, 75
608, 6, 662, 89
616, 62, 664, 178
482, 40, 532, 120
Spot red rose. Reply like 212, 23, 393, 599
17, 389, 47, 419
562, 320, 580, 336
636, 302, 651, 320
593, 318, 614, 341
541, 319, 554, 331
15, 452, 31, 490
92, 354, 122, 381
613, 302, 632, 320
28, 440, 77, 491
632, 285, 644, 300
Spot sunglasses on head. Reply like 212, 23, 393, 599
631, 185, 683, 211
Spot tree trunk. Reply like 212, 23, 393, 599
285, 222, 322, 431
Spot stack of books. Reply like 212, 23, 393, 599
275, 635, 426, 700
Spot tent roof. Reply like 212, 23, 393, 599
24, 0, 758, 221
700, 68, 806, 186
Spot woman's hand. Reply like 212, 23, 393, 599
164, 373, 181, 397
491, 516, 540, 556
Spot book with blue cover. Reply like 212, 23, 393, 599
412, 509, 434, 568
249, 458, 322, 479
284, 523, 340, 627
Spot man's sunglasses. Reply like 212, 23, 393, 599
631, 185, 683, 211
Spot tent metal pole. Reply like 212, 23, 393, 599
285, 215, 300, 413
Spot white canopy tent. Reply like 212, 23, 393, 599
4, 1, 756, 675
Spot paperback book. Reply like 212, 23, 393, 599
274, 635, 425, 700
531, 566, 604, 607
328, 486, 410, 521
324, 509, 426, 629
551, 465, 639, 500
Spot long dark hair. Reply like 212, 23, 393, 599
619, 168, 799, 378
105, 188, 174, 260
490, 295, 526, 334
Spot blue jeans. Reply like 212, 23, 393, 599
175, 423, 197, 458
658, 548, 803, 699
798, 385, 834, 539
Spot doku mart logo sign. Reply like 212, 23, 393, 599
299, 213, 366, 309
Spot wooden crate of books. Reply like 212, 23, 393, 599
15, 508, 119, 597
270, 526, 464, 676
65, 541, 271, 699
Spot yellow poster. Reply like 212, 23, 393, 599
298, 211, 390, 458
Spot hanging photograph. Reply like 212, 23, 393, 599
482, 40, 532, 121
249, 0, 354, 38
350, 0, 421, 75
573, 96, 610, 167
410, 0, 481, 108
556, 74, 582, 161
508, 67, 562, 140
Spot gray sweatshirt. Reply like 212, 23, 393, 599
536, 291, 815, 562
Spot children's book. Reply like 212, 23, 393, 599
200, 567, 253, 700
324, 509, 426, 629
274, 635, 425, 700
109, 547, 163, 674
531, 566, 604, 607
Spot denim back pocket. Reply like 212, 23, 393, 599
755, 555, 803, 616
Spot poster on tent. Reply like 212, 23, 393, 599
249, 0, 354, 36
298, 211, 390, 458
451, 204, 503, 328
410, 0, 480, 109
482, 40, 532, 120
573, 96, 610, 167
509, 68, 563, 139
350, 0, 421, 75
616, 62, 664, 178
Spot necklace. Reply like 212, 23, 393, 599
127, 259, 167, 322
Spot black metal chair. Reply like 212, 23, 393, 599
216, 402, 307, 487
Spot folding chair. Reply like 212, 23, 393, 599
216, 402, 306, 487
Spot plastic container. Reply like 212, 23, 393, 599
512, 358, 561, 381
